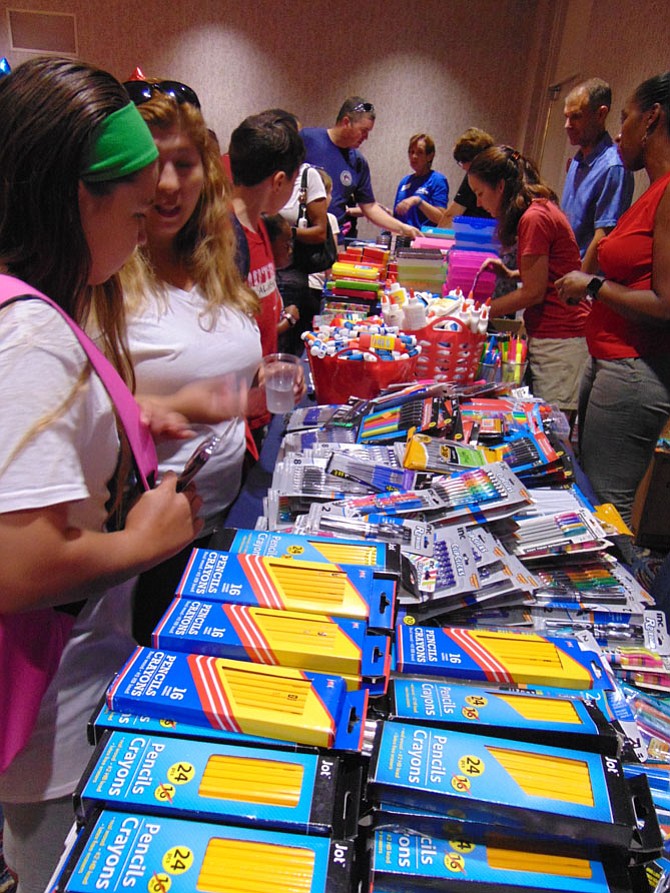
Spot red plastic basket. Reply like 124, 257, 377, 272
413, 316, 486, 384
307, 348, 419, 404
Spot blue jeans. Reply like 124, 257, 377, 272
579, 355, 670, 527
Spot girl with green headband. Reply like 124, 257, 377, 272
0, 57, 205, 892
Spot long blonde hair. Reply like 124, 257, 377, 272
122, 94, 257, 319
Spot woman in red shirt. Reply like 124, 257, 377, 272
557, 71, 670, 531
468, 146, 588, 412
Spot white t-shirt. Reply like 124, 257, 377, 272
308, 212, 341, 291
125, 283, 262, 533
0, 300, 136, 802
279, 163, 327, 227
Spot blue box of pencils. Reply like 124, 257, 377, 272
106, 648, 368, 752
75, 731, 361, 838
51, 809, 355, 893
87, 700, 303, 751
176, 548, 396, 632
394, 624, 615, 691
384, 678, 619, 756
368, 828, 638, 893
366, 720, 660, 851
152, 598, 391, 695
215, 527, 401, 578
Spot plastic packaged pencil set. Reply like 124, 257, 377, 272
50, 314, 670, 892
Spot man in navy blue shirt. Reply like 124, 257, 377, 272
301, 97, 419, 241
561, 78, 634, 273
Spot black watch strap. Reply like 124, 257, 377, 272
586, 277, 605, 299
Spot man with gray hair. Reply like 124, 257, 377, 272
561, 77, 634, 272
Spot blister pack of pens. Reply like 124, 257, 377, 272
402, 435, 486, 473
366, 720, 661, 850
401, 524, 481, 599
394, 624, 615, 690
280, 428, 357, 453
322, 463, 533, 526
501, 508, 612, 560
367, 828, 642, 893
296, 503, 435, 554
382, 676, 619, 755
324, 451, 416, 492
176, 548, 396, 631
75, 731, 361, 837
355, 393, 458, 443
272, 454, 370, 499
52, 809, 355, 893
106, 648, 367, 751
215, 526, 401, 576
151, 599, 391, 694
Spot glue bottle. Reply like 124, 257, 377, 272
402, 294, 427, 331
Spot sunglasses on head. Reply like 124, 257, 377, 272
124, 79, 201, 110
351, 101, 374, 114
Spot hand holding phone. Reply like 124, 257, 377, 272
176, 434, 221, 492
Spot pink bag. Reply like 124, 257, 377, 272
0, 275, 158, 773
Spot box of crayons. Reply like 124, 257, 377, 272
366, 720, 661, 850
176, 548, 396, 632
74, 731, 361, 838
152, 599, 391, 694
214, 526, 401, 577
383, 678, 620, 755
52, 809, 355, 893
106, 648, 368, 751
394, 624, 615, 690
367, 828, 641, 893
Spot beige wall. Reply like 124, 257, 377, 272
2, 0, 670, 232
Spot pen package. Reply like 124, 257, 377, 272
52, 809, 355, 893
106, 648, 368, 752
215, 526, 401, 577
176, 548, 396, 632
366, 720, 661, 851
367, 828, 645, 893
75, 731, 361, 838
401, 524, 480, 599
394, 624, 615, 690
152, 599, 391, 694
382, 677, 619, 755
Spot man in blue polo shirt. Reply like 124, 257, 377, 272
561, 78, 634, 273
301, 96, 420, 241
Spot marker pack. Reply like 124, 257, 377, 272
75, 730, 361, 838
51, 809, 355, 893
176, 548, 396, 632
106, 648, 368, 752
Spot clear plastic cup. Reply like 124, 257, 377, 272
501, 360, 527, 385
262, 353, 300, 413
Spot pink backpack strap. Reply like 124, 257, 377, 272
0, 274, 157, 489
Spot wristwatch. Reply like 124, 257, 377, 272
281, 311, 296, 327
586, 277, 605, 300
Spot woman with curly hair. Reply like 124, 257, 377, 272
119, 82, 263, 643
469, 145, 588, 411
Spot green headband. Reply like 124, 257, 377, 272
82, 102, 158, 183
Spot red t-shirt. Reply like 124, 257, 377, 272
588, 171, 670, 359
518, 199, 588, 339
241, 217, 282, 429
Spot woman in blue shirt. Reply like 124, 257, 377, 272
393, 133, 448, 229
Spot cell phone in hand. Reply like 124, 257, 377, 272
176, 434, 221, 492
